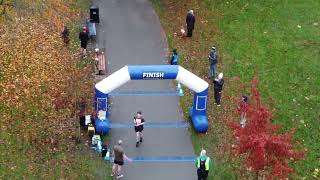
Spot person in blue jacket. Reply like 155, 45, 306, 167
170, 49, 178, 65
208, 47, 218, 79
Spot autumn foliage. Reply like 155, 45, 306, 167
229, 79, 304, 179
0, 0, 95, 177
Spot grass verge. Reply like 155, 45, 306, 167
150, 0, 319, 179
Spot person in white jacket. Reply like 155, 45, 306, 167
94, 48, 106, 75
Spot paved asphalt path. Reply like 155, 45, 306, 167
94, 0, 197, 179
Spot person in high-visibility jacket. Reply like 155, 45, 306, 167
195, 149, 213, 180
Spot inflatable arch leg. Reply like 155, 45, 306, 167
190, 88, 209, 133
95, 89, 109, 135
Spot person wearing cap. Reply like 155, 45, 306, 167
94, 48, 106, 75
208, 47, 218, 79
213, 73, 224, 106
186, 10, 195, 37
111, 140, 132, 179
195, 149, 213, 180
170, 49, 179, 65
79, 26, 89, 57
134, 111, 145, 147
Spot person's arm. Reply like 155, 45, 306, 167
220, 80, 224, 91
209, 52, 213, 61
194, 157, 198, 168
219, 81, 224, 92
123, 153, 132, 162
140, 118, 145, 125
133, 117, 137, 125
112, 150, 115, 158
86, 32, 89, 40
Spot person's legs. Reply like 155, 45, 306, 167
240, 113, 246, 127
197, 170, 209, 180
112, 164, 118, 176
80, 41, 85, 56
210, 64, 215, 79
214, 90, 219, 104
203, 171, 209, 180
197, 169, 202, 180
136, 132, 140, 147
83, 47, 87, 56
117, 165, 122, 175
80, 47, 84, 55
116, 165, 124, 179
216, 92, 221, 105
187, 28, 192, 37
139, 131, 143, 142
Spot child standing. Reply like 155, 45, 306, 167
170, 49, 179, 65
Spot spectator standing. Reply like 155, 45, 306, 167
208, 47, 218, 79
79, 26, 89, 57
94, 48, 106, 75
195, 149, 213, 180
111, 140, 132, 179
170, 49, 179, 65
213, 73, 224, 106
238, 95, 249, 128
61, 25, 70, 45
186, 10, 195, 37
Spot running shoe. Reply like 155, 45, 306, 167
116, 174, 124, 179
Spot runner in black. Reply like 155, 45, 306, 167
134, 111, 145, 147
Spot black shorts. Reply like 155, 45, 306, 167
80, 41, 88, 49
134, 125, 144, 132
197, 169, 208, 179
114, 160, 124, 166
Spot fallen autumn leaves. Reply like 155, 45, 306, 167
0, 1, 95, 177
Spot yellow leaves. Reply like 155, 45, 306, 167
0, 0, 96, 177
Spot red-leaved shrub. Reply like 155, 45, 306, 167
229, 79, 304, 179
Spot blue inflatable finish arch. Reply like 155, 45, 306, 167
95, 65, 209, 134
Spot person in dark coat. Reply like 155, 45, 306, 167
170, 49, 179, 65
213, 73, 224, 106
79, 26, 89, 57
186, 10, 195, 37
209, 47, 218, 79
61, 25, 70, 45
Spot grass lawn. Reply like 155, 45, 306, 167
151, 0, 320, 179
